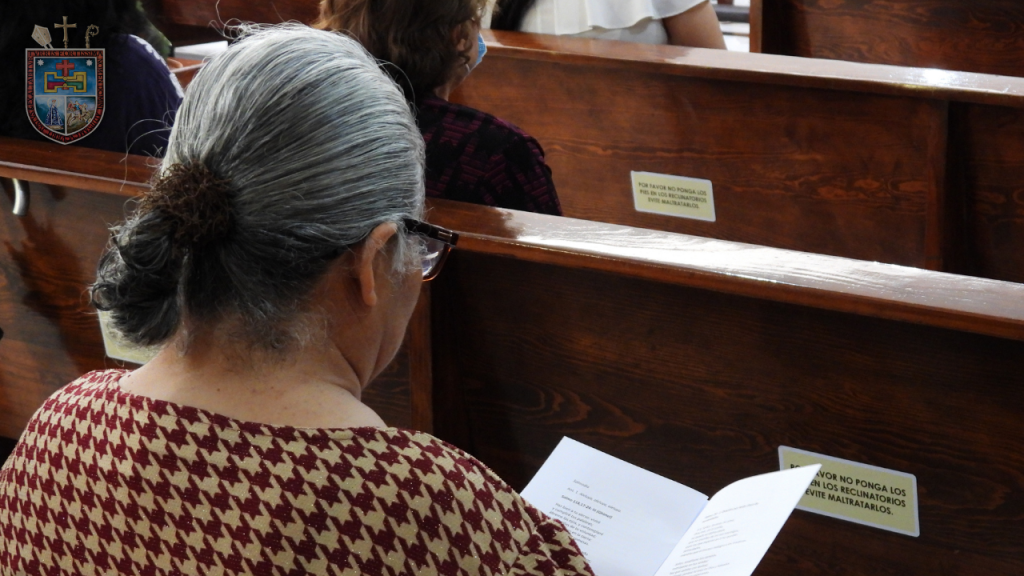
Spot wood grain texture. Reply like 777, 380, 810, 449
431, 249, 1024, 575
758, 0, 1024, 78
749, 0, 764, 52
0, 182, 134, 438
456, 54, 943, 267
922, 99, 950, 271
425, 202, 1024, 343
476, 31, 1024, 108
0, 137, 150, 197
956, 104, 1024, 284
157, 0, 319, 29
166, 57, 204, 90
453, 32, 1024, 280
5, 112, 1024, 328
425, 202, 1024, 573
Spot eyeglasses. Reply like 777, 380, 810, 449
404, 218, 459, 281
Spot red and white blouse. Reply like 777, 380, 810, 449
0, 370, 593, 576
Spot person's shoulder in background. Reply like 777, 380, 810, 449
0, 33, 182, 157
91, 34, 184, 157
417, 95, 562, 216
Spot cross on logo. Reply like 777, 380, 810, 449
56, 59, 75, 77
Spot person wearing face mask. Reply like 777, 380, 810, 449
316, 0, 562, 215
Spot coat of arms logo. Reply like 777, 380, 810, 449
26, 17, 105, 145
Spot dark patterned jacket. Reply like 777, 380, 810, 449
417, 95, 562, 216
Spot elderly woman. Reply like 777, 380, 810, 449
0, 26, 592, 576
315, 0, 562, 216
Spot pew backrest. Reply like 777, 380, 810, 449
453, 31, 1024, 282
751, 0, 1024, 78
426, 198, 1024, 576
156, 0, 318, 31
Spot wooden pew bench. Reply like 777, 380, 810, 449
751, 0, 1024, 78
151, 0, 318, 43
4, 137, 1024, 576
454, 31, 1024, 283
424, 200, 1024, 576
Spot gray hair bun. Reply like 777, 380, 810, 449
91, 25, 425, 351
142, 162, 236, 247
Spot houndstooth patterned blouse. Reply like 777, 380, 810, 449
0, 370, 593, 576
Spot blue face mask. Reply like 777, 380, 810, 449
474, 33, 487, 68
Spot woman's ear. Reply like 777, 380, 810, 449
452, 19, 478, 55
355, 222, 399, 307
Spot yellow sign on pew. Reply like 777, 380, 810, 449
98, 311, 159, 365
631, 171, 715, 222
780, 446, 920, 537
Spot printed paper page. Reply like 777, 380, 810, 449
653, 465, 820, 576
522, 437, 709, 576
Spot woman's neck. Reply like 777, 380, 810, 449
118, 332, 387, 429
433, 85, 453, 101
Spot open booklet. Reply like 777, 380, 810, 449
521, 438, 819, 576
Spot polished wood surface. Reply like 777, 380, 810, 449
457, 46, 944, 268
156, 0, 318, 31
427, 200, 1024, 576
475, 31, 1024, 108
153, 3, 1024, 105
147, 18, 1024, 281
753, 0, 1024, 78
452, 31, 1024, 282
166, 57, 204, 90
426, 200, 1024, 341
0, 180, 128, 439
955, 104, 1024, 282
0, 137, 150, 197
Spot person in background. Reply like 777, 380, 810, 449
489, 0, 727, 48
0, 25, 593, 575
0, 0, 182, 156
316, 0, 563, 216
135, 0, 173, 57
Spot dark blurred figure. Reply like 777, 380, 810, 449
0, 1, 181, 156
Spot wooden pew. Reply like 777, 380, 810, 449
150, 0, 318, 43
166, 56, 204, 88
751, 0, 1024, 78
424, 200, 1024, 576
453, 31, 1024, 282
3, 138, 1024, 574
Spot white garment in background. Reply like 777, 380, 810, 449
485, 0, 707, 44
